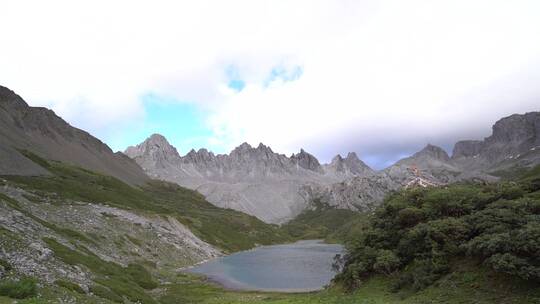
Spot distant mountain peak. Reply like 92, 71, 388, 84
331, 154, 344, 162
291, 148, 323, 173
237, 142, 252, 150
326, 151, 373, 177
413, 144, 450, 161
124, 134, 181, 169
345, 152, 360, 161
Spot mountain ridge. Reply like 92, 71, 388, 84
126, 111, 540, 222
0, 86, 149, 185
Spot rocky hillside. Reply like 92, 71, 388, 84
0, 86, 148, 185
126, 135, 374, 223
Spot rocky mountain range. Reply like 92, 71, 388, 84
1, 84, 538, 224
0, 86, 148, 185
127, 112, 540, 223
125, 135, 374, 223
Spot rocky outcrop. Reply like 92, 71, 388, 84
291, 149, 324, 173
301, 173, 399, 211
324, 152, 374, 178
452, 140, 484, 158
452, 112, 540, 170
0, 86, 149, 185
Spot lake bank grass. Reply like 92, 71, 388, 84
157, 261, 539, 304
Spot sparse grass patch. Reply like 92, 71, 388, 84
89, 284, 123, 303
55, 280, 85, 294
43, 237, 158, 303
126, 234, 142, 246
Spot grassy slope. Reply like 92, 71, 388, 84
3, 151, 290, 253
4, 260, 536, 304
280, 199, 367, 242
133, 261, 540, 304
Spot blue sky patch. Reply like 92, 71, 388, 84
265, 65, 303, 86
228, 79, 245, 91
107, 93, 219, 155
225, 65, 245, 92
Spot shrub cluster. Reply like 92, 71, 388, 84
0, 277, 38, 299
335, 174, 540, 291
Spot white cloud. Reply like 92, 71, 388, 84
1, 0, 540, 165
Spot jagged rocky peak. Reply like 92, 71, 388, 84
344, 152, 373, 174
183, 148, 216, 163
125, 133, 179, 158
233, 142, 252, 152
326, 151, 374, 176
412, 144, 451, 161
487, 112, 540, 145
124, 134, 181, 169
291, 148, 323, 172
229, 142, 279, 161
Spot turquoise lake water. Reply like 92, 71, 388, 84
185, 240, 343, 292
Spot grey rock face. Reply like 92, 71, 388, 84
452, 112, 540, 170
125, 134, 182, 170
291, 149, 324, 173
301, 172, 399, 211
0, 86, 148, 185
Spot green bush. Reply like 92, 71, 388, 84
0, 277, 38, 299
373, 250, 400, 275
336, 167, 540, 291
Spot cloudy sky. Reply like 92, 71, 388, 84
1, 0, 540, 169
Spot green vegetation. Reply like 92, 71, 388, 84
4, 151, 290, 252
0, 278, 37, 299
43, 237, 158, 303
280, 199, 366, 242
55, 280, 85, 294
0, 260, 11, 272
89, 284, 124, 303
156, 267, 539, 304
334, 170, 540, 295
